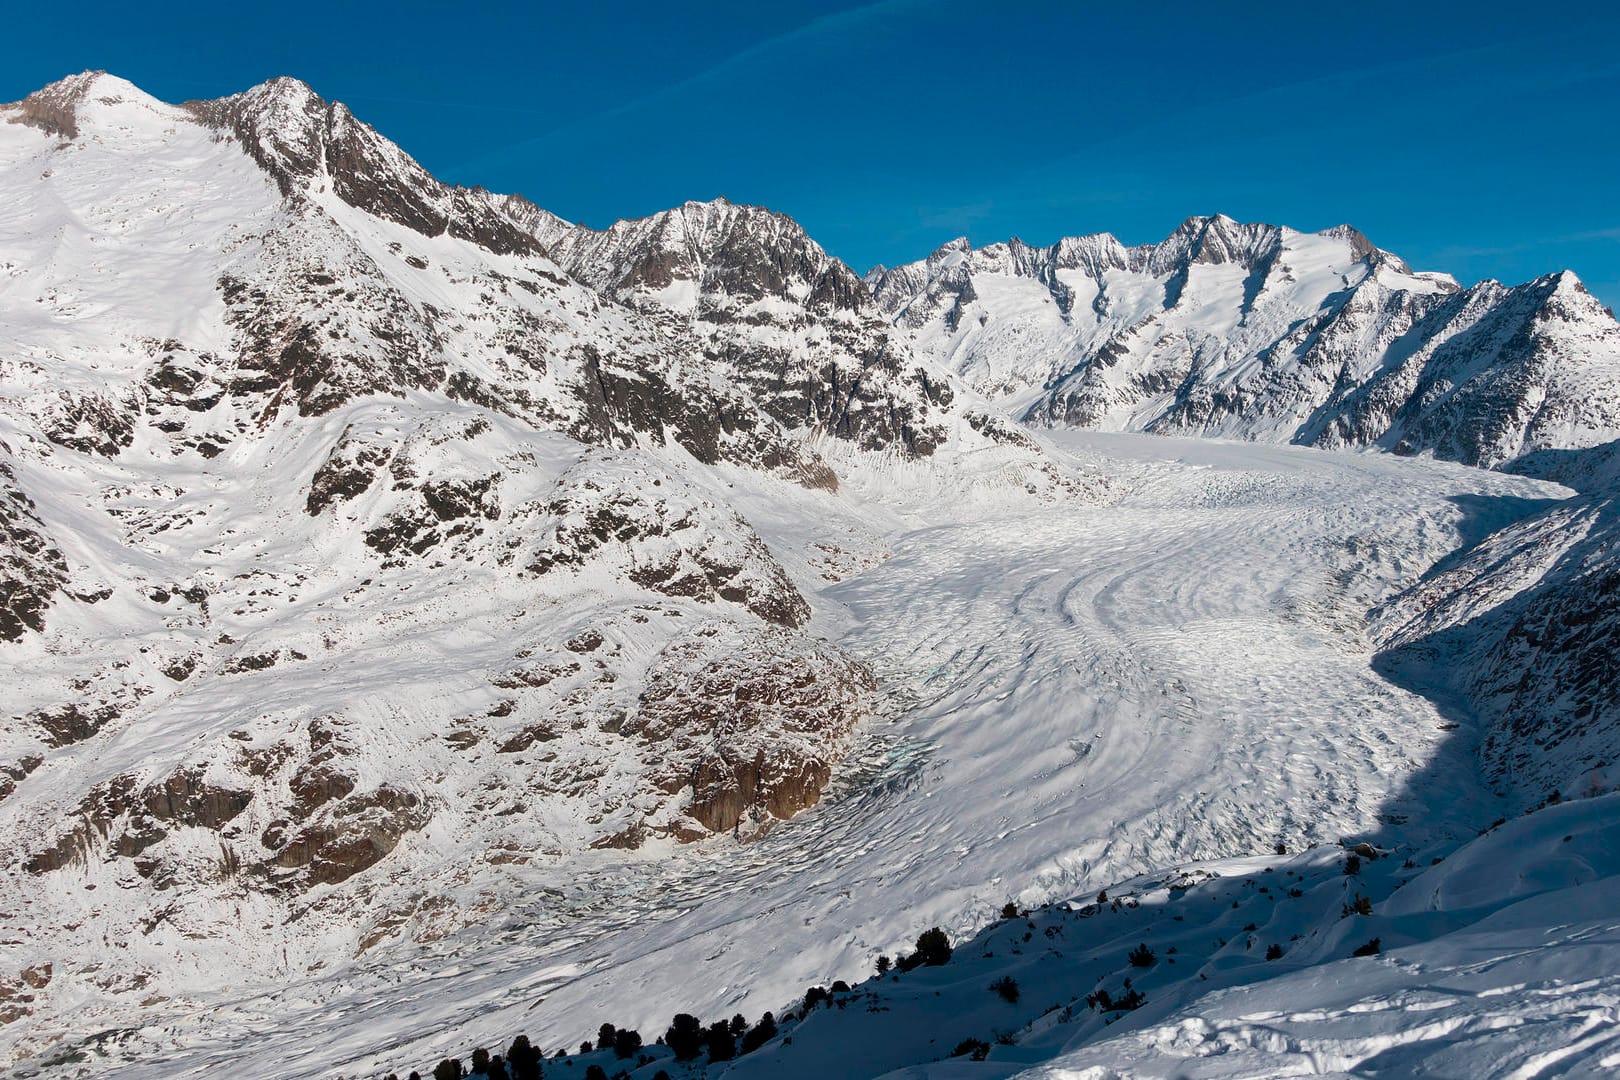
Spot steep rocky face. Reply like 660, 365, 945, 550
876, 216, 1620, 472
540, 196, 867, 314
183, 78, 542, 257
507, 197, 954, 457
626, 622, 876, 838
1376, 457, 1620, 803
0, 448, 67, 642
2, 70, 96, 138
1302, 272, 1620, 468
521, 452, 812, 627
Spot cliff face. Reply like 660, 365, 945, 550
1376, 452, 1620, 803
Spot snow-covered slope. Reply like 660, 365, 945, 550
0, 70, 1104, 1074
3, 69, 1620, 1080
872, 217, 1620, 470
1374, 448, 1620, 806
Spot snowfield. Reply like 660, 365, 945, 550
10, 432, 1580, 1079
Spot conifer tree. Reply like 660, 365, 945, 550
706, 1020, 736, 1062
506, 1035, 542, 1080
664, 1014, 705, 1061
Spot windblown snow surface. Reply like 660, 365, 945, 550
15, 431, 1606, 1079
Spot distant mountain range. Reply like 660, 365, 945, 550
871, 217, 1620, 471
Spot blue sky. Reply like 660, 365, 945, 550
7, 1, 1619, 308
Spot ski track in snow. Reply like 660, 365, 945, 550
14, 433, 1570, 1079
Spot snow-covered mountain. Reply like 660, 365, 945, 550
871, 216, 1620, 470
3, 69, 1620, 1079
1375, 439, 1620, 805
502, 195, 952, 458
0, 70, 1111, 1070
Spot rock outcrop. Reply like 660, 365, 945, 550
628, 622, 876, 837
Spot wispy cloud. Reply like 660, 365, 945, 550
447, 0, 929, 175
1429, 227, 1620, 261
916, 201, 995, 234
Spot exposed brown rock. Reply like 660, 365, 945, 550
28, 700, 123, 748
40, 390, 135, 457
143, 767, 251, 830
266, 784, 428, 886
0, 755, 42, 802
0, 450, 69, 641
3, 71, 95, 138
627, 624, 874, 838
307, 427, 392, 514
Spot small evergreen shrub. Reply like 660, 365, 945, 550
950, 1038, 991, 1061
1353, 937, 1382, 957
990, 975, 1020, 1003
1265, 944, 1284, 960
740, 1012, 777, 1054
706, 1021, 736, 1062
1115, 988, 1146, 1010
1128, 943, 1156, 967
914, 927, 953, 966
612, 1029, 642, 1059
664, 1014, 705, 1061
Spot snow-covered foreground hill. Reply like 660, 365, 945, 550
8, 432, 1580, 1078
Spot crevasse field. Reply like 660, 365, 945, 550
50, 431, 1598, 1080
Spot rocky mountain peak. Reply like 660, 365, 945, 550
532, 196, 869, 315
2, 70, 169, 139
1144, 213, 1284, 275
1050, 231, 1130, 274
2, 70, 101, 137
183, 77, 541, 256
